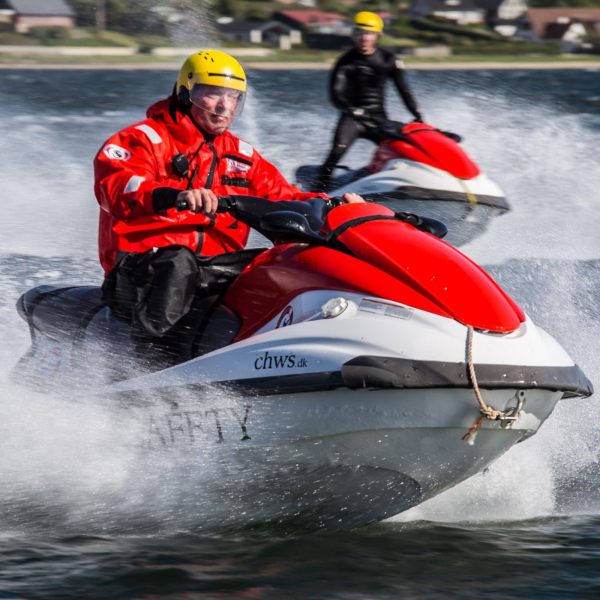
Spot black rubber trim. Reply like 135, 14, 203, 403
209, 358, 592, 399
362, 187, 510, 211
221, 176, 250, 188
222, 154, 253, 167
341, 356, 593, 398
216, 371, 345, 396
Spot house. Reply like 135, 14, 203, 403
0, 3, 15, 26
409, 0, 484, 26
477, 0, 527, 22
218, 20, 301, 49
276, 0, 316, 6
523, 8, 600, 49
274, 10, 351, 35
0, 0, 76, 33
376, 12, 396, 27
476, 0, 528, 36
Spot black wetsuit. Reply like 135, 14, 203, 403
315, 47, 422, 192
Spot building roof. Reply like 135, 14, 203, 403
527, 8, 600, 39
219, 20, 291, 33
544, 20, 596, 40
275, 10, 347, 26
414, 0, 481, 13
476, 0, 503, 9
3, 0, 75, 17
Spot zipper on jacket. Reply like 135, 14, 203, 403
204, 142, 218, 189
195, 141, 218, 254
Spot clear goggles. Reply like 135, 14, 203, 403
353, 28, 378, 37
190, 84, 246, 119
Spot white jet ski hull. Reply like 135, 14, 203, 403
297, 160, 509, 247
13, 289, 588, 528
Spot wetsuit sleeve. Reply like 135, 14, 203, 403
330, 57, 352, 113
248, 152, 327, 201
94, 129, 169, 221
391, 59, 422, 120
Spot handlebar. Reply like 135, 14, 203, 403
174, 195, 343, 214
175, 195, 235, 213
166, 193, 446, 241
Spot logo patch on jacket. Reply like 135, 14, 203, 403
238, 140, 253, 158
226, 158, 251, 174
103, 144, 131, 161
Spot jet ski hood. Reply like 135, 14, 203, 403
375, 123, 481, 180
326, 203, 524, 333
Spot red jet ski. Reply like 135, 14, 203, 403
297, 122, 509, 247
11, 196, 588, 529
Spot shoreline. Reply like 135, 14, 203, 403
0, 60, 599, 71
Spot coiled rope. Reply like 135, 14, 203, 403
462, 325, 508, 444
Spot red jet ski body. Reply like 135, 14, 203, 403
368, 122, 481, 179
225, 202, 524, 340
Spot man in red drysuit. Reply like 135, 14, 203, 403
94, 50, 362, 336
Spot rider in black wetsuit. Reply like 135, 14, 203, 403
315, 12, 423, 192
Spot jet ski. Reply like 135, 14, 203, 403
11, 196, 591, 529
296, 121, 509, 247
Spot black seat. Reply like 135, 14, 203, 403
18, 286, 105, 345
17, 285, 242, 377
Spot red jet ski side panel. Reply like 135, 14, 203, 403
226, 203, 523, 338
329, 204, 523, 333
225, 243, 453, 341
368, 122, 481, 180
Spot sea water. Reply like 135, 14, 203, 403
0, 68, 600, 599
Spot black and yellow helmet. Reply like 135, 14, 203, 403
177, 50, 247, 117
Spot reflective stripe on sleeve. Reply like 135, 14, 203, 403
124, 175, 145, 193
135, 124, 162, 144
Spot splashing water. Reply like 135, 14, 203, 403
1, 69, 600, 532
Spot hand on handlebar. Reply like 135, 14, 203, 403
176, 189, 219, 215
340, 193, 364, 204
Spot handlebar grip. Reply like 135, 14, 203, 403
327, 197, 345, 209
217, 196, 234, 213
175, 198, 190, 212
174, 196, 234, 213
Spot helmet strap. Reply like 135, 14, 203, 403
176, 85, 191, 113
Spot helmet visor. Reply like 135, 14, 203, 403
190, 84, 246, 118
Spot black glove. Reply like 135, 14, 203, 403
412, 113, 423, 123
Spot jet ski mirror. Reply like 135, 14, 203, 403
395, 212, 448, 239
441, 131, 462, 144
260, 211, 326, 244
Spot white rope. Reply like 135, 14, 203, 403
462, 325, 507, 443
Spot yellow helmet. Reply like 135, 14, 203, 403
176, 50, 247, 118
354, 11, 383, 34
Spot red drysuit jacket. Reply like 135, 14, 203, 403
94, 97, 321, 274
